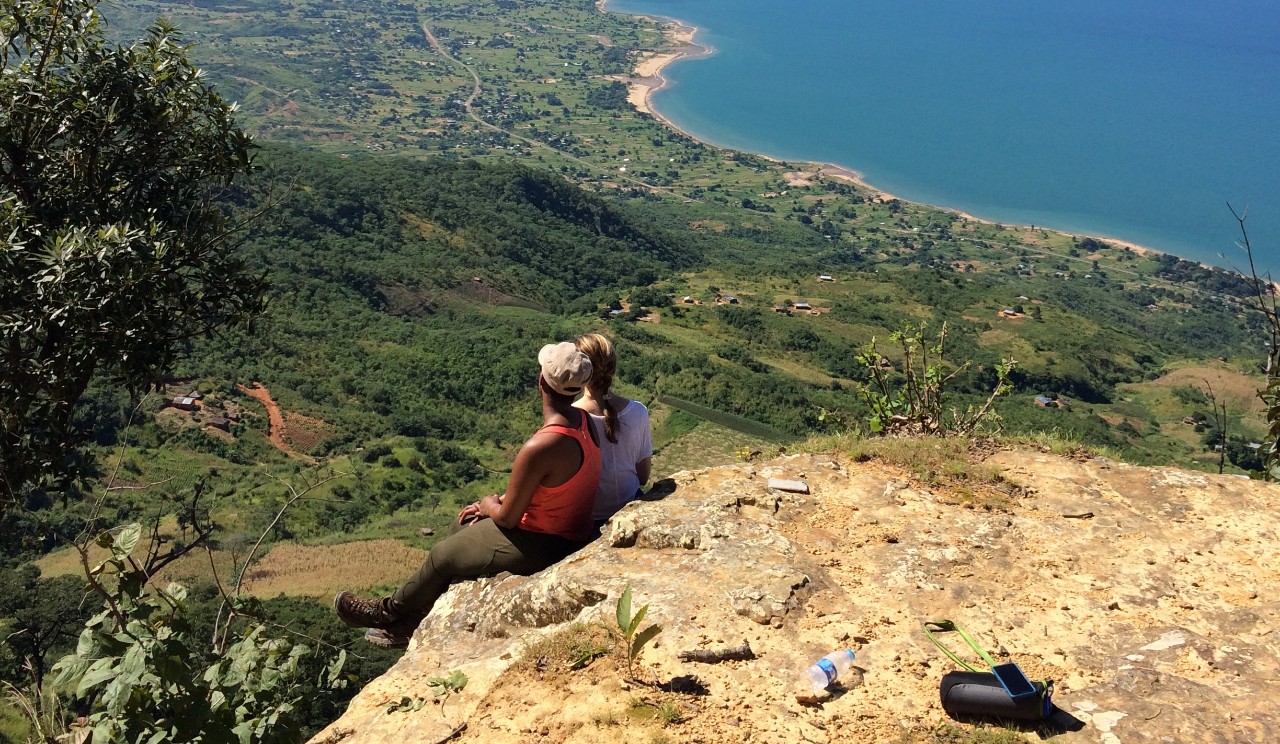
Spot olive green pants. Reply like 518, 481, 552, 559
388, 518, 581, 619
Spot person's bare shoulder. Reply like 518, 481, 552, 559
523, 429, 564, 454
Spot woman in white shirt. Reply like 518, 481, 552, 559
573, 333, 653, 527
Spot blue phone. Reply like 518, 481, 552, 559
991, 662, 1038, 700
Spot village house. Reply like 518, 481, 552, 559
818, 275, 835, 282
793, 302, 813, 312
170, 396, 199, 411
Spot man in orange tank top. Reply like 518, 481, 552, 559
333, 343, 602, 648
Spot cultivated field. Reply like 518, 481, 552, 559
241, 539, 426, 598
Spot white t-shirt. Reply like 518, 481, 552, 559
587, 400, 653, 521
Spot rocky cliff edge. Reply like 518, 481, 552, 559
311, 450, 1279, 743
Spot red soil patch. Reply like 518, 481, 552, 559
237, 383, 319, 463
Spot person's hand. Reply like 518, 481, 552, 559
457, 502, 481, 524
477, 494, 503, 519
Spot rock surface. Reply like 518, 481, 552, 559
310, 450, 1280, 743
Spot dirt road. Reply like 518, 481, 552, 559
237, 383, 317, 463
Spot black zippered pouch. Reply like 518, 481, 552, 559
940, 670, 1053, 721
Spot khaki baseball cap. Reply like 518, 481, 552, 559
538, 342, 592, 396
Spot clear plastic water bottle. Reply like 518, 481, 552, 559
803, 649, 857, 692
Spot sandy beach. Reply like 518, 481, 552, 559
621, 21, 708, 118
596, 2, 1201, 266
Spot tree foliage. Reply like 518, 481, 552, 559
0, 0, 266, 504
49, 523, 345, 743
0, 565, 91, 688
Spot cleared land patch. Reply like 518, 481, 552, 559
241, 539, 426, 597
1144, 365, 1264, 411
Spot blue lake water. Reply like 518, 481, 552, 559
607, 0, 1280, 275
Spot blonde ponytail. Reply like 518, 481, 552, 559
575, 333, 619, 443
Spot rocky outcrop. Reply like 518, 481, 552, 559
311, 451, 1280, 743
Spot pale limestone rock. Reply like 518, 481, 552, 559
311, 452, 1280, 744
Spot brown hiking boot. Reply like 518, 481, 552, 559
363, 608, 423, 648
333, 591, 399, 629
364, 627, 413, 649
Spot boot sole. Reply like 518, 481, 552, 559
365, 628, 411, 649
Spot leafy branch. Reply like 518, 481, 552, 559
853, 321, 1014, 437
46, 466, 352, 743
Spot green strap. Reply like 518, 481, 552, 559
922, 620, 999, 673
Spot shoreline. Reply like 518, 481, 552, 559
607, 11, 711, 128
596, 1, 1229, 269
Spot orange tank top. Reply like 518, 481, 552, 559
518, 412, 601, 540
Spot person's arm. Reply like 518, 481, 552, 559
636, 456, 652, 487
636, 404, 654, 487
477, 433, 557, 528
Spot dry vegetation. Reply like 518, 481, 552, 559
1144, 365, 1265, 412
240, 539, 425, 597
650, 421, 774, 480
804, 434, 1030, 512
37, 532, 425, 600
467, 621, 699, 743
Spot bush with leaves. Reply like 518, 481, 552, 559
852, 322, 1014, 436
48, 523, 345, 743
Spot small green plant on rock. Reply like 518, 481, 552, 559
428, 669, 468, 718
568, 637, 611, 670
626, 695, 685, 727
515, 622, 613, 678
656, 700, 684, 724
616, 586, 662, 681
385, 669, 466, 718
